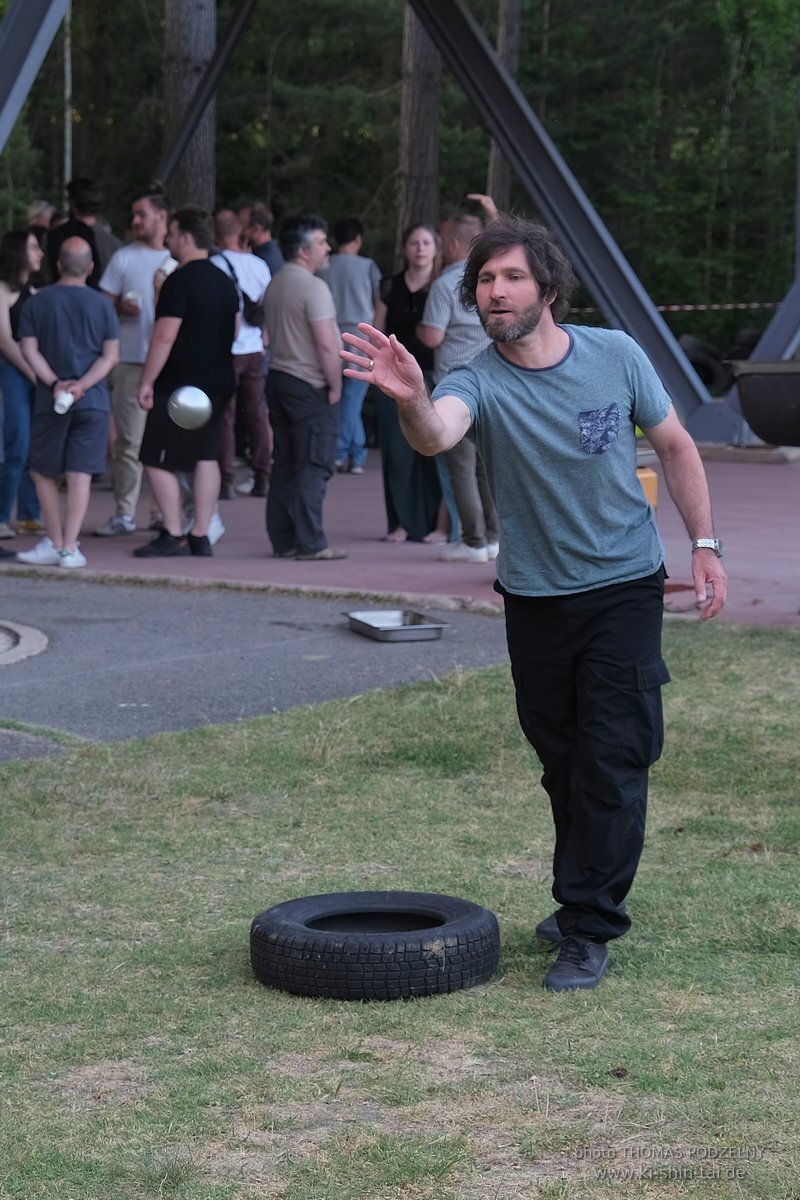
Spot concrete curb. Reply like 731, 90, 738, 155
2, 565, 506, 617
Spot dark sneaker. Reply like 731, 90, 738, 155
535, 912, 563, 944
187, 533, 212, 557
132, 530, 191, 558
544, 936, 609, 992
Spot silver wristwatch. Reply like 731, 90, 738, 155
691, 537, 723, 557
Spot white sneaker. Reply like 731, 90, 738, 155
58, 546, 87, 569
16, 537, 61, 565
208, 510, 226, 545
94, 514, 136, 537
486, 541, 499, 560
235, 473, 255, 495
0, 522, 16, 539
439, 541, 489, 564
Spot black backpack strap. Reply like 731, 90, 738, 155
220, 253, 241, 293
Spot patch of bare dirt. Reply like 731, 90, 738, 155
48, 1058, 154, 1104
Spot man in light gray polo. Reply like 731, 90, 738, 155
263, 214, 346, 561
417, 213, 499, 563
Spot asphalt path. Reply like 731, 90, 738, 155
0, 577, 509, 760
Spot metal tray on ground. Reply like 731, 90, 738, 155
344, 609, 448, 642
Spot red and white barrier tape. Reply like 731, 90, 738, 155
570, 301, 780, 314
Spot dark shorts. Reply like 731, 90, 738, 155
139, 390, 227, 472
29, 407, 110, 477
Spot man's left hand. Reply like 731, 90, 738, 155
692, 549, 727, 620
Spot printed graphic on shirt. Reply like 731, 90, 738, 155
579, 404, 620, 454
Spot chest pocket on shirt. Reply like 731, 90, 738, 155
579, 404, 620, 454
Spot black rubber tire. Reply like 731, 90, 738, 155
250, 890, 500, 1001
678, 333, 730, 394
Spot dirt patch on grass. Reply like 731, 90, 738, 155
49, 1058, 154, 1105
492, 855, 550, 880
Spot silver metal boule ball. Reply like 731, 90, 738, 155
167, 386, 213, 430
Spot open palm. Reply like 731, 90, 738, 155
341, 323, 426, 408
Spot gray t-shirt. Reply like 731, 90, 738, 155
421, 260, 490, 384
19, 283, 119, 413
265, 263, 337, 389
432, 325, 671, 596
318, 253, 381, 337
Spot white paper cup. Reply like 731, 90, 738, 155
54, 390, 76, 414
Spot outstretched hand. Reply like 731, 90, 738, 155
340, 323, 427, 408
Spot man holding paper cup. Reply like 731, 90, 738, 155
17, 237, 119, 569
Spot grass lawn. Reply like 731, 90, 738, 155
1, 620, 798, 1199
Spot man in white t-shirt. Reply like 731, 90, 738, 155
96, 186, 174, 535
210, 209, 271, 499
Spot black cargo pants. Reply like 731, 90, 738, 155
499, 567, 670, 942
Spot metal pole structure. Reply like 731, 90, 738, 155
408, 0, 711, 423
157, 0, 260, 187
796, 87, 800, 282
63, 1, 72, 201
0, 0, 70, 156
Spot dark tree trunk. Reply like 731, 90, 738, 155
487, 0, 521, 212
397, 5, 441, 260
163, 0, 217, 211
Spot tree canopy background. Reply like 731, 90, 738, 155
1, 0, 799, 347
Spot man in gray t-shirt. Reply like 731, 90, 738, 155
418, 213, 498, 562
341, 215, 727, 994
318, 217, 381, 473
18, 237, 119, 569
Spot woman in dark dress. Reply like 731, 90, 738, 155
372, 224, 457, 543
0, 229, 46, 543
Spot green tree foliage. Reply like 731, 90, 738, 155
1, 0, 798, 344
517, 0, 800, 343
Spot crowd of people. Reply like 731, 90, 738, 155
0, 177, 502, 567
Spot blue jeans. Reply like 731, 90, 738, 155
336, 374, 369, 468
0, 359, 40, 523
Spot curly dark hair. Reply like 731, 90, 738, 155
460, 214, 577, 322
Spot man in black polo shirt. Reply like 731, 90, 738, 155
134, 207, 238, 558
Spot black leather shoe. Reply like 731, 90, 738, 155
544, 936, 609, 992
